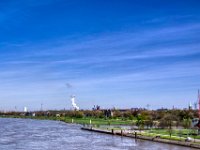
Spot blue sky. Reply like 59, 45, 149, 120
0, 0, 200, 111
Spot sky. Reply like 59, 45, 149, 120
0, 0, 200, 111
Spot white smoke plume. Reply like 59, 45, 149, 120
70, 95, 79, 110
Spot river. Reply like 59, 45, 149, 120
0, 118, 195, 150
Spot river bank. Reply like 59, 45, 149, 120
2, 115, 200, 149
81, 126, 200, 149
1, 118, 195, 150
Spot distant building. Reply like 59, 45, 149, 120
32, 113, 36, 117
192, 118, 200, 135
104, 109, 113, 118
156, 108, 168, 111
189, 102, 192, 110
192, 118, 200, 127
21, 112, 35, 117
92, 105, 101, 111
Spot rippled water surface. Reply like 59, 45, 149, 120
0, 118, 196, 150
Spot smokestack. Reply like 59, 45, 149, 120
24, 107, 28, 112
70, 95, 79, 110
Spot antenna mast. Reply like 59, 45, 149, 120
41, 103, 43, 111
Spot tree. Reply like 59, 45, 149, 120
183, 118, 191, 137
136, 114, 145, 132
183, 118, 191, 129
113, 110, 122, 119
159, 113, 179, 138
144, 116, 153, 129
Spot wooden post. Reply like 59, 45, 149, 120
112, 129, 114, 134
135, 132, 137, 138
121, 130, 123, 136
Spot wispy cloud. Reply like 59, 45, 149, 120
0, 1, 200, 110
1, 23, 200, 82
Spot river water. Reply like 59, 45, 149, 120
0, 118, 195, 150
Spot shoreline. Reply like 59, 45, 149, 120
2, 116, 200, 149
81, 127, 200, 149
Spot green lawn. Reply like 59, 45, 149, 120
60, 117, 135, 125
145, 129, 200, 140
0, 115, 135, 125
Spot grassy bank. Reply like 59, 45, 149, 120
82, 127, 200, 149
0, 115, 135, 125
145, 129, 200, 140
61, 117, 135, 125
